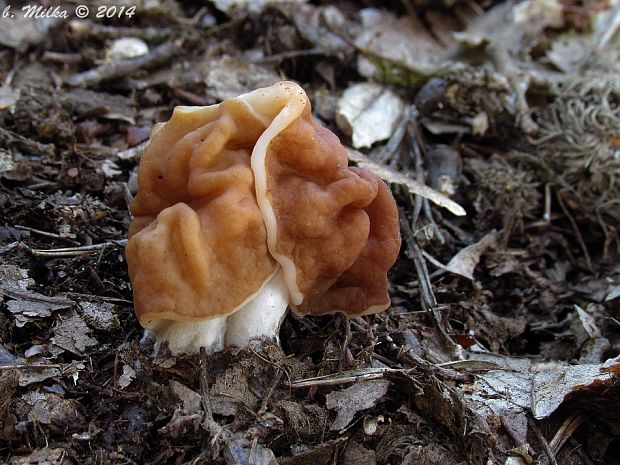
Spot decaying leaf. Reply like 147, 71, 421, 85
465, 351, 620, 445
158, 409, 202, 438
224, 433, 279, 465
341, 440, 376, 465
8, 447, 73, 465
278, 400, 328, 441
336, 83, 404, 149
51, 310, 98, 356
0, 265, 72, 327
210, 365, 259, 416
279, 438, 346, 465
213, 0, 306, 16
446, 230, 498, 280
22, 391, 85, 427
325, 379, 390, 431
18, 367, 63, 388
0, 15, 61, 52
79, 301, 120, 331
204, 54, 280, 101
531, 355, 620, 419
0, 371, 18, 441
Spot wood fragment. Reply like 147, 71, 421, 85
14, 225, 81, 245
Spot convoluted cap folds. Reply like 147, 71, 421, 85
126, 81, 401, 325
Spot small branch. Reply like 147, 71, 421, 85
67, 40, 184, 87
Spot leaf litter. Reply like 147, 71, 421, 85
0, 1, 619, 464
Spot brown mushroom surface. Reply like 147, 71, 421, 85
126, 81, 401, 353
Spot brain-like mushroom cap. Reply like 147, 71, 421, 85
126, 81, 401, 326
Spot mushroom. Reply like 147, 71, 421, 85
126, 81, 401, 354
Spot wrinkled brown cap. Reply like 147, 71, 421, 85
126, 81, 401, 325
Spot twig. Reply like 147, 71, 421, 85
252, 47, 333, 64
0, 363, 61, 370
372, 105, 410, 163
67, 40, 184, 87
290, 367, 409, 388
14, 225, 81, 246
42, 51, 83, 64
199, 348, 224, 459
400, 216, 462, 357
122, 183, 134, 210
29, 240, 127, 257
257, 369, 282, 415
64, 293, 133, 305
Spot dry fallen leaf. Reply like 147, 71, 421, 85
169, 380, 203, 414
0, 265, 72, 327
354, 8, 444, 81
446, 230, 498, 280
79, 301, 120, 331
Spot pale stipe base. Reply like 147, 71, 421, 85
141, 267, 289, 354
225, 267, 289, 348
144, 315, 228, 354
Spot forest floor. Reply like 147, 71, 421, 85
0, 1, 619, 464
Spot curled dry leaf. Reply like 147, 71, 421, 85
118, 364, 136, 390
51, 310, 98, 356
336, 82, 405, 149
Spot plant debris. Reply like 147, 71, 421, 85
0, 1, 619, 464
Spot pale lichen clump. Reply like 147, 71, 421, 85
531, 73, 620, 228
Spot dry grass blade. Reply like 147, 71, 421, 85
347, 148, 466, 216
29, 240, 128, 257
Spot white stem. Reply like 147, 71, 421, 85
144, 315, 227, 355
225, 267, 289, 348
